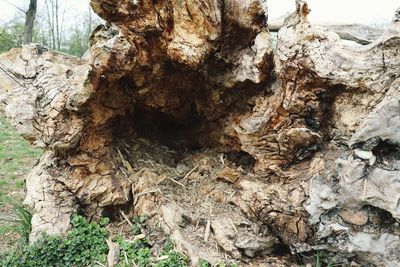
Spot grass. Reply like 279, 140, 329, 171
0, 114, 42, 251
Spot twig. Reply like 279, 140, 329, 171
362, 178, 367, 201
155, 255, 169, 261
125, 160, 134, 173
117, 149, 134, 173
148, 159, 156, 169
117, 220, 125, 227
230, 219, 237, 232
132, 234, 146, 242
167, 177, 186, 188
226, 191, 236, 203
134, 189, 160, 199
95, 261, 106, 267
125, 234, 146, 243
119, 167, 129, 179
183, 165, 200, 181
1, 0, 26, 13
119, 210, 133, 227
204, 220, 211, 243
220, 154, 225, 165
0, 64, 25, 89
173, 169, 181, 176
194, 219, 200, 231
123, 251, 129, 265
131, 168, 146, 180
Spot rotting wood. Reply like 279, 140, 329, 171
0, 0, 399, 266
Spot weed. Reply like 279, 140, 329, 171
215, 262, 239, 267
0, 115, 42, 250
12, 203, 32, 243
0, 224, 13, 235
15, 180, 24, 189
0, 215, 109, 267
114, 235, 151, 267
199, 259, 239, 267
298, 250, 346, 267
155, 238, 188, 267
131, 214, 148, 235
200, 259, 211, 267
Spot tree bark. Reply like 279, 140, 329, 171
0, 0, 400, 266
22, 0, 37, 44
268, 17, 385, 45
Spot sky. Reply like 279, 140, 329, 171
0, 0, 398, 25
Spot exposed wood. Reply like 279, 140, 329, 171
269, 18, 385, 44
0, 0, 400, 266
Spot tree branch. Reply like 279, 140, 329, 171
1, 0, 26, 13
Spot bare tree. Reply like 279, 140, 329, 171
22, 0, 37, 44
1, 0, 37, 44
45, 0, 64, 50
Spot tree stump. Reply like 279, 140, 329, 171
0, 0, 399, 265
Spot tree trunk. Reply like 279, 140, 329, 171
268, 17, 385, 45
1, 1, 400, 266
22, 0, 37, 44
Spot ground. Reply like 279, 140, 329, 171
0, 114, 42, 251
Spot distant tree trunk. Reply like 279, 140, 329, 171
22, 0, 37, 44
45, 0, 64, 51
55, 0, 60, 50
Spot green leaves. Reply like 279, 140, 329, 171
113, 232, 151, 266
131, 214, 148, 235
0, 214, 194, 267
11, 203, 32, 244
155, 251, 188, 267
0, 215, 109, 267
156, 238, 188, 267
200, 259, 211, 267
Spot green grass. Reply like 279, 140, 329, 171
0, 224, 13, 235
0, 114, 42, 250
0, 115, 41, 198
15, 180, 24, 189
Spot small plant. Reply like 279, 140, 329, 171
200, 259, 211, 267
0, 215, 109, 267
114, 235, 151, 267
199, 259, 239, 267
0, 213, 195, 267
215, 262, 239, 267
155, 238, 188, 267
298, 250, 341, 267
15, 180, 24, 189
12, 203, 32, 244
131, 214, 148, 235
156, 251, 188, 267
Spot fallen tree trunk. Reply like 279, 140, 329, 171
0, 0, 400, 266
268, 18, 385, 45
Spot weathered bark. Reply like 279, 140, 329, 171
0, 0, 400, 266
268, 17, 385, 45
23, 0, 38, 45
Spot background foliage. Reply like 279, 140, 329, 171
0, 0, 100, 56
